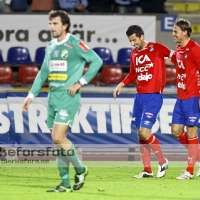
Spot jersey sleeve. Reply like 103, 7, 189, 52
160, 43, 176, 64
73, 40, 103, 85
122, 51, 135, 86
29, 47, 49, 97
171, 53, 176, 64
157, 43, 174, 58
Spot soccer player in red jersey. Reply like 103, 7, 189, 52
165, 18, 200, 180
113, 25, 174, 178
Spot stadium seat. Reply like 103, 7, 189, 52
166, 66, 176, 85
83, 65, 98, 85
116, 48, 132, 66
18, 65, 39, 84
93, 47, 115, 65
0, 50, 4, 64
10, 0, 28, 12
35, 47, 46, 65
100, 65, 124, 85
31, 0, 55, 11
0, 65, 15, 83
7, 47, 32, 65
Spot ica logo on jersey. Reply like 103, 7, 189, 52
135, 54, 153, 82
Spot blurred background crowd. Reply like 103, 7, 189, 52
0, 0, 167, 14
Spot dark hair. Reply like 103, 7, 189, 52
126, 25, 144, 37
48, 10, 71, 32
174, 18, 192, 37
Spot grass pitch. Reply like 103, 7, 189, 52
0, 161, 200, 200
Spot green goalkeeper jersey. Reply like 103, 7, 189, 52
29, 33, 103, 97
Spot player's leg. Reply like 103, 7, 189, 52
175, 125, 198, 180
131, 94, 153, 178
52, 123, 87, 190
139, 93, 168, 178
56, 92, 87, 190
185, 126, 199, 176
45, 101, 72, 192
133, 131, 153, 178
173, 98, 199, 180
139, 127, 168, 178
46, 92, 87, 191
138, 136, 152, 173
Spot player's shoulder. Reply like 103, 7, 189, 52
189, 40, 200, 48
189, 40, 200, 53
150, 42, 168, 49
69, 34, 90, 51
69, 34, 81, 42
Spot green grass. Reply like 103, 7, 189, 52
0, 161, 200, 200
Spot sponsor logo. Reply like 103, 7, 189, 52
177, 82, 185, 90
48, 74, 67, 81
177, 73, 186, 81
177, 59, 185, 69
59, 110, 69, 117
137, 73, 153, 81
78, 41, 89, 51
64, 43, 73, 49
135, 54, 151, 65
144, 121, 150, 125
145, 112, 153, 118
49, 82, 65, 87
131, 117, 136, 121
49, 60, 67, 71
53, 50, 59, 57
189, 116, 197, 122
61, 50, 68, 59
135, 62, 154, 73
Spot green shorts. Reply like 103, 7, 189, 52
47, 91, 80, 129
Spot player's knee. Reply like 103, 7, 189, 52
171, 126, 180, 138
52, 135, 62, 144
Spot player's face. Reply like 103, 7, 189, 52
172, 25, 187, 44
49, 16, 68, 41
128, 34, 144, 50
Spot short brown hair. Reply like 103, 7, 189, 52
49, 10, 71, 32
174, 18, 192, 37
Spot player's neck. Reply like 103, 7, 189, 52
141, 41, 148, 49
179, 38, 190, 48
57, 32, 68, 42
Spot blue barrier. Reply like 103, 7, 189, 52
0, 92, 198, 146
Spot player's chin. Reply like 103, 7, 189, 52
51, 33, 57, 37
173, 38, 178, 42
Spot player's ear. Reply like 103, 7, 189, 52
140, 34, 144, 41
64, 23, 69, 32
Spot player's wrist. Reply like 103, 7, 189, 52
78, 81, 83, 87
27, 93, 35, 100
79, 77, 87, 86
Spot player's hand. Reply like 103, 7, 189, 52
67, 82, 82, 96
22, 97, 32, 112
113, 82, 124, 100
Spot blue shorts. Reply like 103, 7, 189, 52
172, 97, 200, 127
131, 93, 163, 129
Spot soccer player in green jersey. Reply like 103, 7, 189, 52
22, 10, 103, 192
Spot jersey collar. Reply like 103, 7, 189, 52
55, 33, 71, 45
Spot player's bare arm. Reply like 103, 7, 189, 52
113, 82, 124, 100
165, 58, 174, 66
67, 82, 82, 96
